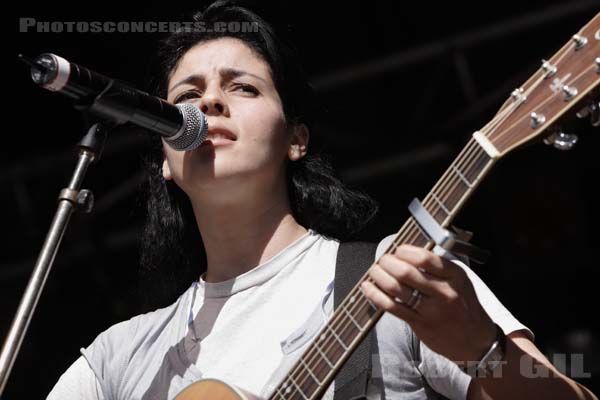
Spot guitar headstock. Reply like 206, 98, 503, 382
484, 12, 599, 157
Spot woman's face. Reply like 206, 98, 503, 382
162, 37, 305, 199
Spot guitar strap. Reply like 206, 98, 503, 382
333, 241, 378, 400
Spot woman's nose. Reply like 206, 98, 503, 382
198, 89, 227, 116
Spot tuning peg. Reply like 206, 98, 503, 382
576, 105, 590, 118
576, 101, 600, 127
543, 129, 578, 150
590, 102, 599, 127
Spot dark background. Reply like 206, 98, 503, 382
2, 1, 599, 398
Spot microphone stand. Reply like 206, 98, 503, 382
0, 122, 109, 395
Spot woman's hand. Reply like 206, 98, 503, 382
360, 244, 497, 364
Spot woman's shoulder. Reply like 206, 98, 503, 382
84, 284, 196, 357
76, 284, 197, 398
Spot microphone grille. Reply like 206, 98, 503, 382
167, 104, 208, 151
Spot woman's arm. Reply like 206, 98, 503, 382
361, 244, 598, 400
468, 331, 598, 400
46, 356, 104, 400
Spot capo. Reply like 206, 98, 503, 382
408, 198, 489, 264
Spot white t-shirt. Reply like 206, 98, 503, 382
46, 230, 531, 400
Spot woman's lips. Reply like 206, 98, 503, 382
200, 128, 237, 147
201, 137, 235, 147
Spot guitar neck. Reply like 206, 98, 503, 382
268, 12, 600, 400
269, 138, 496, 400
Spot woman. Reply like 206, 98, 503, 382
47, 1, 597, 399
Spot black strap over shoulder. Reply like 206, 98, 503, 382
333, 241, 378, 400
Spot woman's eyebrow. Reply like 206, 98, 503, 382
168, 67, 268, 95
169, 75, 204, 94
221, 67, 267, 84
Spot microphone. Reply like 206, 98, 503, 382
20, 53, 208, 151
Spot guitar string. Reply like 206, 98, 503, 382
278, 75, 576, 398
318, 47, 598, 398
270, 141, 484, 399
391, 26, 585, 244
304, 32, 596, 399
417, 54, 565, 220
398, 79, 535, 247
478, 37, 585, 149
420, 37, 588, 233
494, 64, 598, 151
271, 140, 489, 400
271, 38, 591, 400
419, 33, 584, 209
270, 108, 496, 398
271, 203, 438, 398
251, 29, 592, 400
338, 54, 600, 393
272, 80, 536, 400
396, 88, 525, 246
311, 38, 597, 399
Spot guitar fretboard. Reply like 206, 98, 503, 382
269, 138, 495, 400
268, 12, 600, 399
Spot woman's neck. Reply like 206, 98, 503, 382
189, 185, 307, 283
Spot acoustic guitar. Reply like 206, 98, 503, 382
176, 12, 600, 400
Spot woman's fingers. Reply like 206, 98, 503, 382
360, 280, 421, 323
393, 244, 459, 279
368, 263, 415, 302
374, 254, 444, 297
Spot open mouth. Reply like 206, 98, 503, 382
200, 128, 237, 147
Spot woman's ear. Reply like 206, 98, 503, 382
162, 159, 172, 181
288, 124, 310, 161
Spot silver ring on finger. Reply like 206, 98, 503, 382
406, 288, 423, 310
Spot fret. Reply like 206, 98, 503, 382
423, 143, 493, 226
347, 290, 378, 334
338, 318, 360, 350
472, 150, 493, 183
428, 188, 459, 222
300, 358, 323, 386
312, 339, 335, 368
451, 164, 473, 189
432, 204, 448, 224
288, 376, 309, 400
342, 304, 366, 332
464, 146, 491, 185
325, 324, 349, 350
356, 292, 379, 324
363, 292, 379, 312
430, 192, 451, 216
275, 387, 286, 399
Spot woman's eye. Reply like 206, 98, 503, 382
232, 83, 259, 95
174, 91, 201, 103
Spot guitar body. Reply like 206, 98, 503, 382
175, 378, 262, 400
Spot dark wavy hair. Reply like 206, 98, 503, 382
138, 0, 378, 310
